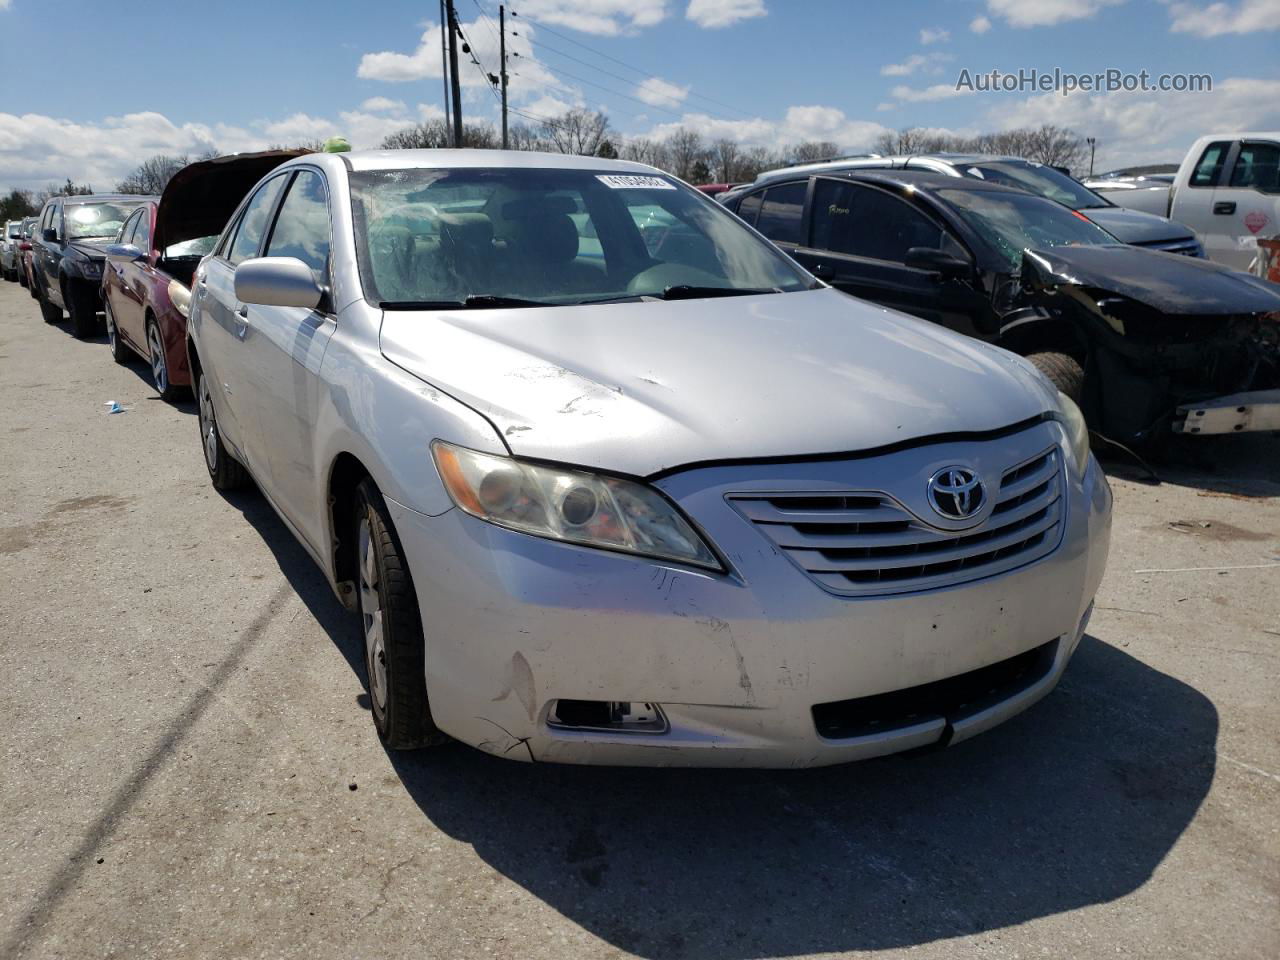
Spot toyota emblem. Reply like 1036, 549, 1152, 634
928, 466, 985, 521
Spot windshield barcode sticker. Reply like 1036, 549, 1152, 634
596, 175, 676, 190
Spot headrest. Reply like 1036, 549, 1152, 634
501, 195, 577, 219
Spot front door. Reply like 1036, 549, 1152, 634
1212, 139, 1280, 274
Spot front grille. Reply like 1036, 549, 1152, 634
1138, 237, 1203, 257
812, 638, 1059, 740
728, 447, 1064, 597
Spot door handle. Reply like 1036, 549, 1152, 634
811, 262, 833, 280
1213, 201, 1236, 215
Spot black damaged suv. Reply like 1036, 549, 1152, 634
30, 194, 152, 337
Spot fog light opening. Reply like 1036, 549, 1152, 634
548, 699, 668, 734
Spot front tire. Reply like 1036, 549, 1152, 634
196, 369, 248, 491
1027, 351, 1084, 405
66, 281, 100, 339
355, 478, 442, 750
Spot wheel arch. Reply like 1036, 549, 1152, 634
328, 452, 375, 612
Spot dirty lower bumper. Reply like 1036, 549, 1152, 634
386, 447, 1111, 768
1173, 389, 1280, 435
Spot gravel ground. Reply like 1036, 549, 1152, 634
0, 278, 1276, 960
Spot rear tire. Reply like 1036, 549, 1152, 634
66, 282, 99, 339
355, 478, 443, 750
1027, 351, 1084, 405
104, 300, 131, 365
146, 317, 182, 402
196, 369, 249, 491
37, 279, 62, 324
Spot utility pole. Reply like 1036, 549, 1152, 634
1087, 137, 1097, 177
445, 0, 464, 147
439, 0, 452, 142
499, 5, 509, 149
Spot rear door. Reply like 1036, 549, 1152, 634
241, 168, 336, 549
192, 173, 290, 472
1211, 139, 1280, 273
791, 177, 987, 336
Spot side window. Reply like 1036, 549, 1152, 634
736, 190, 763, 226
134, 208, 152, 253
1228, 141, 1280, 194
265, 171, 331, 276
754, 181, 806, 245
1189, 141, 1230, 188
809, 180, 957, 265
228, 175, 288, 266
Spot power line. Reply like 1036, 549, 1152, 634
505, 6, 754, 119
511, 55, 688, 120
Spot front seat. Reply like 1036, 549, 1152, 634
506, 213, 600, 298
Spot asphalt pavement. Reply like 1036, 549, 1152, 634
1, 278, 1276, 959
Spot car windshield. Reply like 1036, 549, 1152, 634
939, 188, 1120, 273
966, 162, 1107, 210
65, 201, 146, 240
348, 167, 814, 307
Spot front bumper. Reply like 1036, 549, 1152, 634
1173, 389, 1280, 435
388, 424, 1112, 767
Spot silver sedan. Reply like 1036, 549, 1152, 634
186, 149, 1111, 767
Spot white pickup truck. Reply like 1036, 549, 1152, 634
1089, 133, 1280, 280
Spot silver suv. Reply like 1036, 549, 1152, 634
186, 150, 1111, 767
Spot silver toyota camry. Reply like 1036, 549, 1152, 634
186, 149, 1112, 767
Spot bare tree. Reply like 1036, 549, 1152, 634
266, 139, 327, 153
789, 140, 840, 164
379, 121, 498, 150
713, 138, 741, 183
665, 128, 706, 182
508, 122, 554, 153
38, 179, 94, 201
737, 145, 787, 181
541, 108, 610, 156
116, 154, 191, 195
621, 138, 670, 170
873, 124, 1088, 173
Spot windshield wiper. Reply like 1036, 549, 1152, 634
656, 285, 782, 301
380, 295, 547, 310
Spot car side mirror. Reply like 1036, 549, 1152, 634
234, 257, 323, 310
905, 247, 973, 280
105, 243, 146, 263
42, 228, 58, 243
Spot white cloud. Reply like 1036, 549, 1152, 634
1167, 0, 1280, 36
0, 1, 11, 10
637, 105, 890, 153
635, 77, 690, 107
0, 105, 441, 193
984, 0, 1125, 28
686, 0, 767, 28
890, 83, 974, 103
360, 97, 407, 113
919, 27, 950, 44
970, 14, 993, 32
516, 0, 667, 35
989, 75, 1280, 167
880, 53, 952, 77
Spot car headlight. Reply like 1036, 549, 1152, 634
1054, 392, 1090, 476
432, 441, 722, 570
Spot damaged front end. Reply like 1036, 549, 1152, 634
1017, 246, 1280, 443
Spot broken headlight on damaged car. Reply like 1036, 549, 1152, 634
1053, 391, 1091, 477
432, 441, 721, 570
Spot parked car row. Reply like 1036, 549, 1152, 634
7, 148, 1119, 768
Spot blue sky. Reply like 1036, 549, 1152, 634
1, 0, 1278, 192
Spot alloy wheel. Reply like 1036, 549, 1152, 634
148, 324, 168, 395
358, 518, 389, 713
198, 375, 219, 472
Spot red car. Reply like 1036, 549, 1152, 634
102, 150, 305, 401
695, 183, 741, 197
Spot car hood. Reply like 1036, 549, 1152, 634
67, 238, 115, 259
154, 149, 309, 253
1022, 245, 1280, 316
379, 288, 1056, 477
1080, 205, 1190, 245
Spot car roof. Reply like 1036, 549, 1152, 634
750, 153, 1055, 187
819, 168, 1036, 196
60, 194, 158, 204
342, 148, 660, 175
